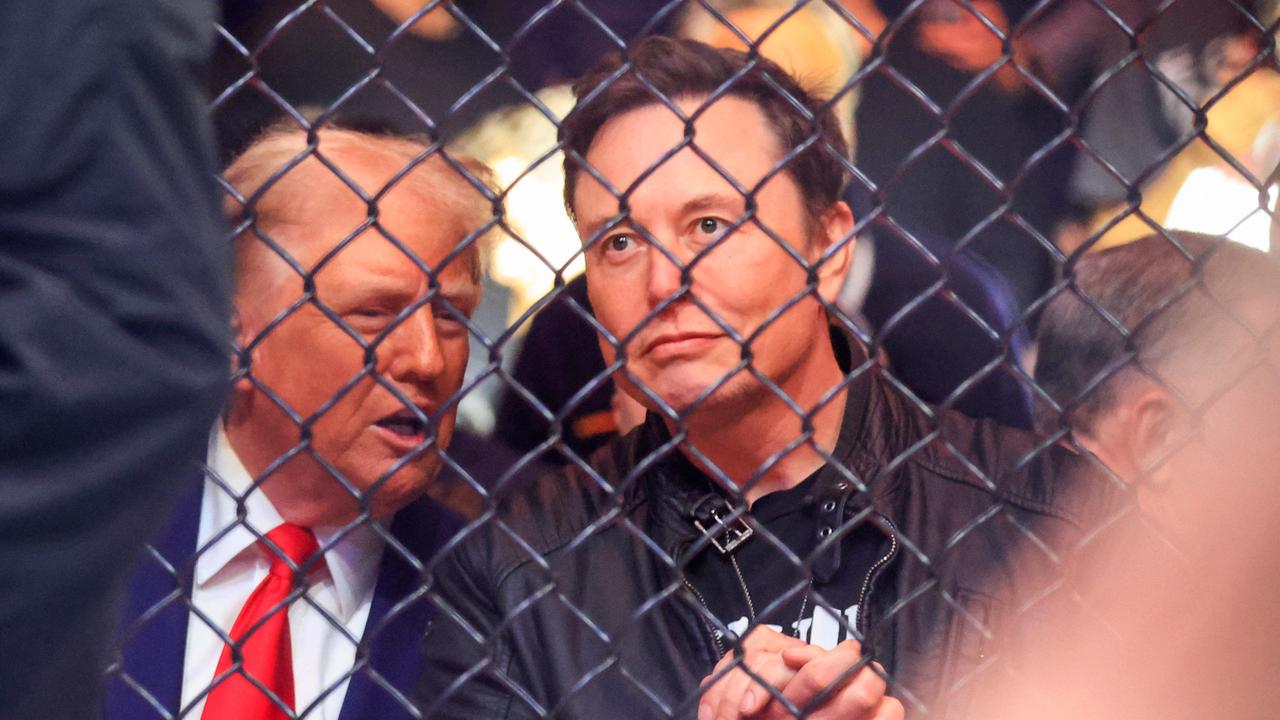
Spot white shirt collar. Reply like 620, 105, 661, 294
197, 425, 386, 622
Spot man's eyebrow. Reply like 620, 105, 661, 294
681, 192, 745, 217
433, 277, 480, 307
577, 209, 631, 241
577, 193, 747, 239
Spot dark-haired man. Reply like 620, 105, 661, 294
419, 36, 1114, 720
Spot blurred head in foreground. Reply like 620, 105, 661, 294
964, 231, 1280, 720
1035, 231, 1280, 538
222, 126, 492, 527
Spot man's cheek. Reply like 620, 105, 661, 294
596, 337, 619, 366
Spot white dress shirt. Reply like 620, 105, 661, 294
180, 428, 386, 719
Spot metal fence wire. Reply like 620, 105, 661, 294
105, 1, 1280, 719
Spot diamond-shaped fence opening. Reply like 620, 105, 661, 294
85, 2, 1280, 720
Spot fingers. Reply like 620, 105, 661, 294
739, 625, 808, 655
779, 645, 825, 670
698, 649, 796, 720
725, 652, 795, 719
698, 627, 807, 720
781, 639, 886, 718
700, 654, 753, 720
810, 695, 905, 720
700, 632, 898, 720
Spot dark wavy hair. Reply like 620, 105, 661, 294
1034, 231, 1280, 434
559, 35, 849, 226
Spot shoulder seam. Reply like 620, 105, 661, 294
904, 453, 1084, 528
489, 492, 649, 590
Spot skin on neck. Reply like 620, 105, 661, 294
669, 325, 850, 507
222, 410, 363, 527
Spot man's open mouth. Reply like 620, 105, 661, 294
374, 409, 429, 438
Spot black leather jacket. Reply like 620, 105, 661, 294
416, 363, 1118, 719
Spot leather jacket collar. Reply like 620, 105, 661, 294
627, 328, 902, 582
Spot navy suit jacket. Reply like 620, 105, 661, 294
103, 480, 464, 720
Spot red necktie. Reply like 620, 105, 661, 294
201, 523, 319, 720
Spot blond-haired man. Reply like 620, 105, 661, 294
105, 126, 492, 720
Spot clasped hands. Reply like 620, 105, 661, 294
698, 626, 904, 720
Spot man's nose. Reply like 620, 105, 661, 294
381, 307, 447, 385
645, 242, 687, 309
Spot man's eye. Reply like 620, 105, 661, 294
433, 305, 464, 325
605, 234, 636, 253
345, 308, 391, 335
692, 217, 731, 244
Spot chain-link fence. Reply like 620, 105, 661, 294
102, 1, 1280, 719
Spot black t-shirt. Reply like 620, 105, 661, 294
682, 471, 890, 651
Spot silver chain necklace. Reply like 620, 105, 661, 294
728, 552, 812, 640
689, 493, 814, 642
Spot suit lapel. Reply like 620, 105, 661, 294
103, 483, 461, 720
103, 478, 202, 719
337, 497, 462, 720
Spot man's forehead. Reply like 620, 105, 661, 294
243, 175, 475, 288
273, 153, 426, 215
267, 159, 451, 243
579, 95, 783, 195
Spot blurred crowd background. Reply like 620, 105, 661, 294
5, 3, 1277, 719
211, 0, 1278, 502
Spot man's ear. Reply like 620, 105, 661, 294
229, 306, 255, 393
1130, 386, 1184, 479
814, 201, 855, 303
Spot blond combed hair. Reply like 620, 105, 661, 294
223, 123, 498, 289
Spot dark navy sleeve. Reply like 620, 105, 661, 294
0, 2, 229, 718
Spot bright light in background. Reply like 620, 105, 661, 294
451, 87, 583, 432
455, 86, 583, 326
1166, 166, 1277, 253
487, 154, 584, 318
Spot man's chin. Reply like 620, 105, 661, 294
630, 376, 752, 419
362, 468, 435, 518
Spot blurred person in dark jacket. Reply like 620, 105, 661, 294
0, 2, 230, 719
849, 0, 1078, 311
